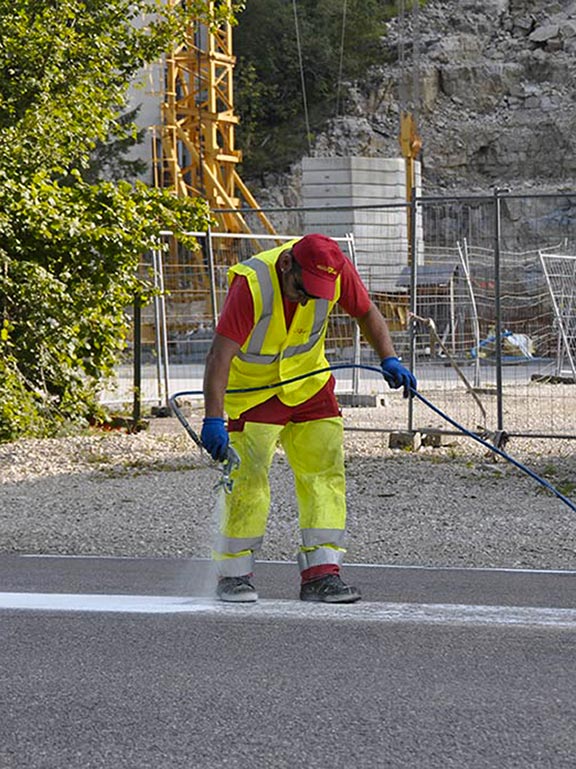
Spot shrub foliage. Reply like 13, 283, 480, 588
0, 0, 234, 441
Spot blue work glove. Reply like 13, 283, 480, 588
381, 356, 417, 399
201, 417, 229, 461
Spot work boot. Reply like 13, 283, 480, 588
300, 574, 361, 604
216, 575, 258, 603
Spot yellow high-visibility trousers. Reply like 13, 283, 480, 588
213, 418, 347, 577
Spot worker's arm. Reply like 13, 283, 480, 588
356, 301, 417, 397
356, 301, 397, 360
203, 332, 241, 418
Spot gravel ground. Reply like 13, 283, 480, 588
1, 400, 575, 571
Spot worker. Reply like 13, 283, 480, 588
201, 233, 416, 603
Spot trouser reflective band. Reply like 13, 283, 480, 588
214, 534, 265, 554
298, 527, 347, 572
212, 552, 256, 578
212, 535, 263, 577
297, 546, 345, 571
301, 528, 347, 548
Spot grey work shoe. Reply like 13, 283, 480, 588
300, 574, 361, 604
216, 576, 258, 603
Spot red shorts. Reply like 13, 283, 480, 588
227, 376, 341, 432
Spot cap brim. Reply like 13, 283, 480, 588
300, 270, 336, 301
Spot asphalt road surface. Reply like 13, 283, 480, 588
1, 556, 575, 769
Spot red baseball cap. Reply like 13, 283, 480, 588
291, 234, 346, 301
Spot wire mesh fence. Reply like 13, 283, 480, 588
105, 191, 576, 440
408, 193, 576, 438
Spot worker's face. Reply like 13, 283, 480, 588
282, 251, 319, 306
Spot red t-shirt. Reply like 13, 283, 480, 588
216, 257, 371, 345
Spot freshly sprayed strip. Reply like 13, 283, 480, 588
1, 592, 575, 629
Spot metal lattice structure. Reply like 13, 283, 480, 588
157, 1, 275, 238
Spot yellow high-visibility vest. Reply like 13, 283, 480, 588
224, 242, 341, 419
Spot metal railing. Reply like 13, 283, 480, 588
104, 190, 576, 440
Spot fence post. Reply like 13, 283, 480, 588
493, 188, 505, 432
131, 291, 142, 429
205, 226, 219, 327
151, 244, 171, 409
407, 190, 418, 433
151, 247, 163, 406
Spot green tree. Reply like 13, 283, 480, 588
0, 0, 240, 177
234, 0, 397, 175
79, 107, 149, 185
0, 0, 239, 441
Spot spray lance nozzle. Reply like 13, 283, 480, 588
216, 445, 241, 494
168, 395, 241, 493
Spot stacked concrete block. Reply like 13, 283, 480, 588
301, 156, 423, 293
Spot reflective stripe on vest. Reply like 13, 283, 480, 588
236, 257, 276, 363
235, 256, 330, 365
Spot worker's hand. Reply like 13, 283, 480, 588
381, 357, 417, 399
201, 417, 229, 461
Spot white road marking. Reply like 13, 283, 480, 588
0, 592, 575, 628
17, 554, 576, 576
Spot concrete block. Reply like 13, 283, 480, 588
301, 169, 353, 185
303, 223, 351, 239
303, 210, 356, 226
151, 405, 172, 418
338, 393, 384, 408
301, 184, 404, 201
302, 156, 405, 174
421, 430, 449, 448
388, 431, 421, 451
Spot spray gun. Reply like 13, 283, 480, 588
217, 444, 241, 494
168, 395, 240, 494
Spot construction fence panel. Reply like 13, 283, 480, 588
108, 192, 576, 440
409, 193, 576, 438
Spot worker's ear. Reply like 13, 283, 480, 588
278, 248, 292, 273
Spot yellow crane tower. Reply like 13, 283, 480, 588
156, 0, 276, 238
398, 0, 422, 263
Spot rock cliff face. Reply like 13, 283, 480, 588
306, 0, 576, 195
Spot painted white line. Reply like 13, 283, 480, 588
15, 554, 576, 576
344, 563, 576, 576
0, 592, 575, 628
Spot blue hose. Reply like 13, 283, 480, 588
411, 389, 576, 513
170, 363, 576, 514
